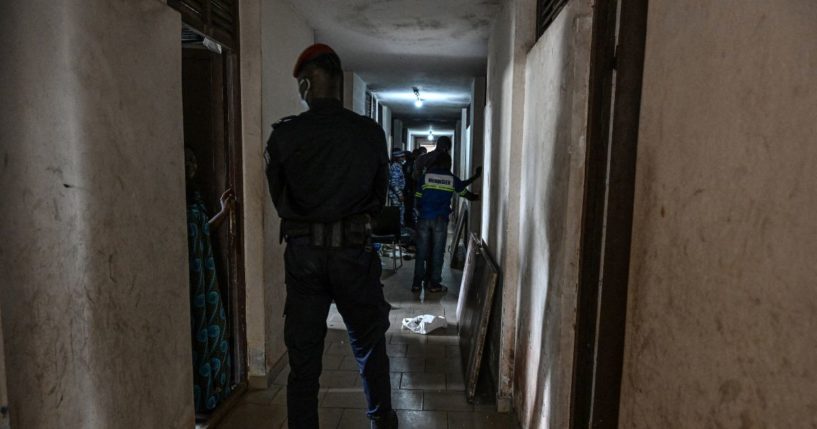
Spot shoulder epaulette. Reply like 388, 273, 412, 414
272, 115, 298, 129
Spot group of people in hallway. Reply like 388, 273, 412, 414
185, 42, 481, 428
387, 137, 481, 293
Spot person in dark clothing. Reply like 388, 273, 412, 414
403, 148, 426, 228
412, 136, 450, 181
265, 43, 397, 429
412, 152, 481, 292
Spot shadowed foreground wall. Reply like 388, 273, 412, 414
0, 1, 192, 427
620, 1, 817, 427
260, 0, 315, 378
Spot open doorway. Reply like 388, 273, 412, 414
177, 17, 247, 424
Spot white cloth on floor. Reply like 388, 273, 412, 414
401, 315, 447, 335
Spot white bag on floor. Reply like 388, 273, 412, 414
401, 315, 447, 335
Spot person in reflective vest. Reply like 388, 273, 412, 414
412, 152, 481, 292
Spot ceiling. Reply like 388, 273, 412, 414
286, 0, 501, 119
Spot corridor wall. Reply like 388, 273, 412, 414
483, 0, 592, 426
620, 2, 817, 427
0, 1, 192, 427
482, 0, 532, 411
514, 1, 592, 427
258, 0, 315, 385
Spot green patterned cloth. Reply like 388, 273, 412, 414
187, 191, 232, 413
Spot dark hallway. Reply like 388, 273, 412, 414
2, 0, 817, 428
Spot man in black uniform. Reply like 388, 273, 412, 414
265, 44, 398, 429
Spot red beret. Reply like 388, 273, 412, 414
293, 43, 340, 78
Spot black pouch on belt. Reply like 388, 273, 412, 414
343, 214, 371, 247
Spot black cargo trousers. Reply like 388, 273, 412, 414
283, 238, 393, 428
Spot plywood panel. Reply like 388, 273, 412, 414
458, 234, 500, 401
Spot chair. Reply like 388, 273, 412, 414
371, 206, 403, 271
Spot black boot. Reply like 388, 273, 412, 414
370, 410, 398, 429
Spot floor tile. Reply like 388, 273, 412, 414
321, 390, 367, 409
446, 371, 466, 392
217, 403, 286, 429
273, 366, 290, 386
323, 354, 344, 371
324, 341, 352, 356
317, 407, 344, 429
390, 333, 427, 345
445, 344, 462, 358
395, 410, 448, 429
240, 385, 282, 405
337, 408, 371, 429
325, 329, 349, 343
386, 343, 407, 357
423, 357, 449, 373
390, 372, 402, 389
445, 357, 463, 373
400, 372, 446, 390
406, 343, 446, 358
388, 356, 425, 372
422, 391, 473, 411
271, 386, 287, 404
447, 411, 517, 429
320, 370, 359, 388
339, 355, 360, 371
391, 389, 423, 410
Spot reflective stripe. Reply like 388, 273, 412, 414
422, 184, 455, 192
415, 192, 423, 197
458, 190, 467, 196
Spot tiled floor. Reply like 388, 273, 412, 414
216, 244, 519, 429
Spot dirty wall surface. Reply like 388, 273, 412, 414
620, 1, 817, 427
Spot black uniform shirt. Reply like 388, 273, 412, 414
265, 98, 389, 223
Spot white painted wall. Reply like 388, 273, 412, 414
381, 104, 393, 153
620, 2, 817, 427
344, 72, 368, 115
355, 74, 368, 115
257, 0, 314, 384
0, 1, 192, 427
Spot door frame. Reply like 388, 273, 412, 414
570, 0, 649, 427
173, 0, 248, 412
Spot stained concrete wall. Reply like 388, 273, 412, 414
619, 2, 817, 427
482, 0, 536, 410
482, 0, 593, 424
514, 1, 592, 426
0, 1, 192, 427
259, 0, 315, 383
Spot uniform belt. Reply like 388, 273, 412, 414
283, 215, 372, 248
